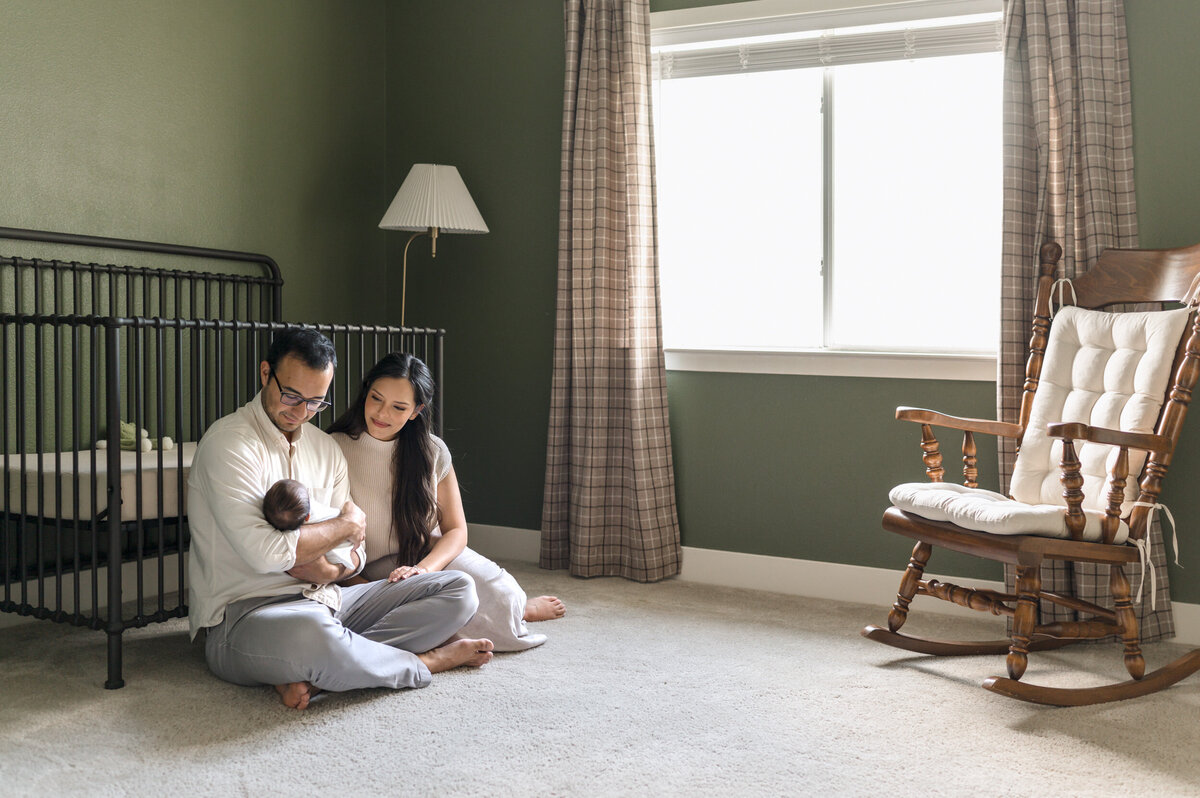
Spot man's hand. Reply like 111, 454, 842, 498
340, 500, 366, 547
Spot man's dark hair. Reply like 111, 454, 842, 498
265, 327, 337, 372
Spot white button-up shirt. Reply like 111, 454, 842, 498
187, 392, 358, 638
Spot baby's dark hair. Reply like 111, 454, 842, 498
264, 478, 311, 532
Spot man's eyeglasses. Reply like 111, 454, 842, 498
270, 370, 331, 413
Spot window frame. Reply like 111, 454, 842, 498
651, 0, 1004, 381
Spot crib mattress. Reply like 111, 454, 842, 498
3, 443, 197, 523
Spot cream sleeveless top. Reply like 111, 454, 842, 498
330, 430, 452, 564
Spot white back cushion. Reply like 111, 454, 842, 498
1009, 305, 1192, 515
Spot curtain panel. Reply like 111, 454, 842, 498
541, 0, 682, 582
999, 0, 1173, 639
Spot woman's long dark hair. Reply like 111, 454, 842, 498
327, 353, 438, 567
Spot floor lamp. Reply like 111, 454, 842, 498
379, 164, 489, 327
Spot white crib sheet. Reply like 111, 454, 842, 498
3, 442, 197, 523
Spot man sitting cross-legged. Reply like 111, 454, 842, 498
187, 327, 492, 709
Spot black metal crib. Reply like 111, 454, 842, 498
0, 227, 443, 688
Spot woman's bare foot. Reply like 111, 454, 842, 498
275, 681, 318, 710
524, 595, 566, 622
418, 638, 494, 674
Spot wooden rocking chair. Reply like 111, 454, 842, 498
863, 241, 1200, 706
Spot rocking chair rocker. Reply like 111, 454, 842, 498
863, 241, 1200, 706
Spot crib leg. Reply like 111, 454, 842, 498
105, 632, 125, 689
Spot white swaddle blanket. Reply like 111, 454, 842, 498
301, 499, 356, 611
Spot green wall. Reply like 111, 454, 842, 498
383, 3, 564, 528
1125, 1, 1200, 602
0, 0, 388, 324
1126, 2, 1200, 249
3, 0, 1199, 601
668, 371, 1000, 579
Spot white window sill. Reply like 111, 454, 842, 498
664, 348, 996, 381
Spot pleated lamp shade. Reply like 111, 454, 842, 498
378, 164, 489, 234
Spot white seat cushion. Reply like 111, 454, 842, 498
889, 481, 1128, 543
889, 304, 1191, 544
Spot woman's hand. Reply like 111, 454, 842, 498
388, 565, 428, 582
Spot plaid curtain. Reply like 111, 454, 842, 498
1000, 0, 1173, 639
540, 0, 682, 581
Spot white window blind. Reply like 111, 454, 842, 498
657, 17, 1003, 79
654, 17, 1002, 79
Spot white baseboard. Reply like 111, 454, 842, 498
468, 523, 1200, 646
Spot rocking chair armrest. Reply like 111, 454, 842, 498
895, 407, 1023, 439
1046, 422, 1174, 454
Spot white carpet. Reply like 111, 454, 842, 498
3, 561, 1200, 797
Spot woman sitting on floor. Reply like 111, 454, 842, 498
328, 352, 564, 651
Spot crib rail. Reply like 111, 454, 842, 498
0, 226, 283, 321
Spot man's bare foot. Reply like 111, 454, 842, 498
524, 595, 566, 622
275, 681, 318, 710
418, 638, 494, 674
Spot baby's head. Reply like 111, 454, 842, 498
264, 478, 311, 531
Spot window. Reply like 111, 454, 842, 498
651, 0, 1003, 379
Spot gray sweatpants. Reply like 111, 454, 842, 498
204, 570, 478, 692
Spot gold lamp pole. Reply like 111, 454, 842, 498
399, 227, 439, 329
379, 165, 488, 328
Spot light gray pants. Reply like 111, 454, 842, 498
204, 570, 477, 692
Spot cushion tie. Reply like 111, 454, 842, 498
1128, 501, 1181, 610
1048, 277, 1077, 319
